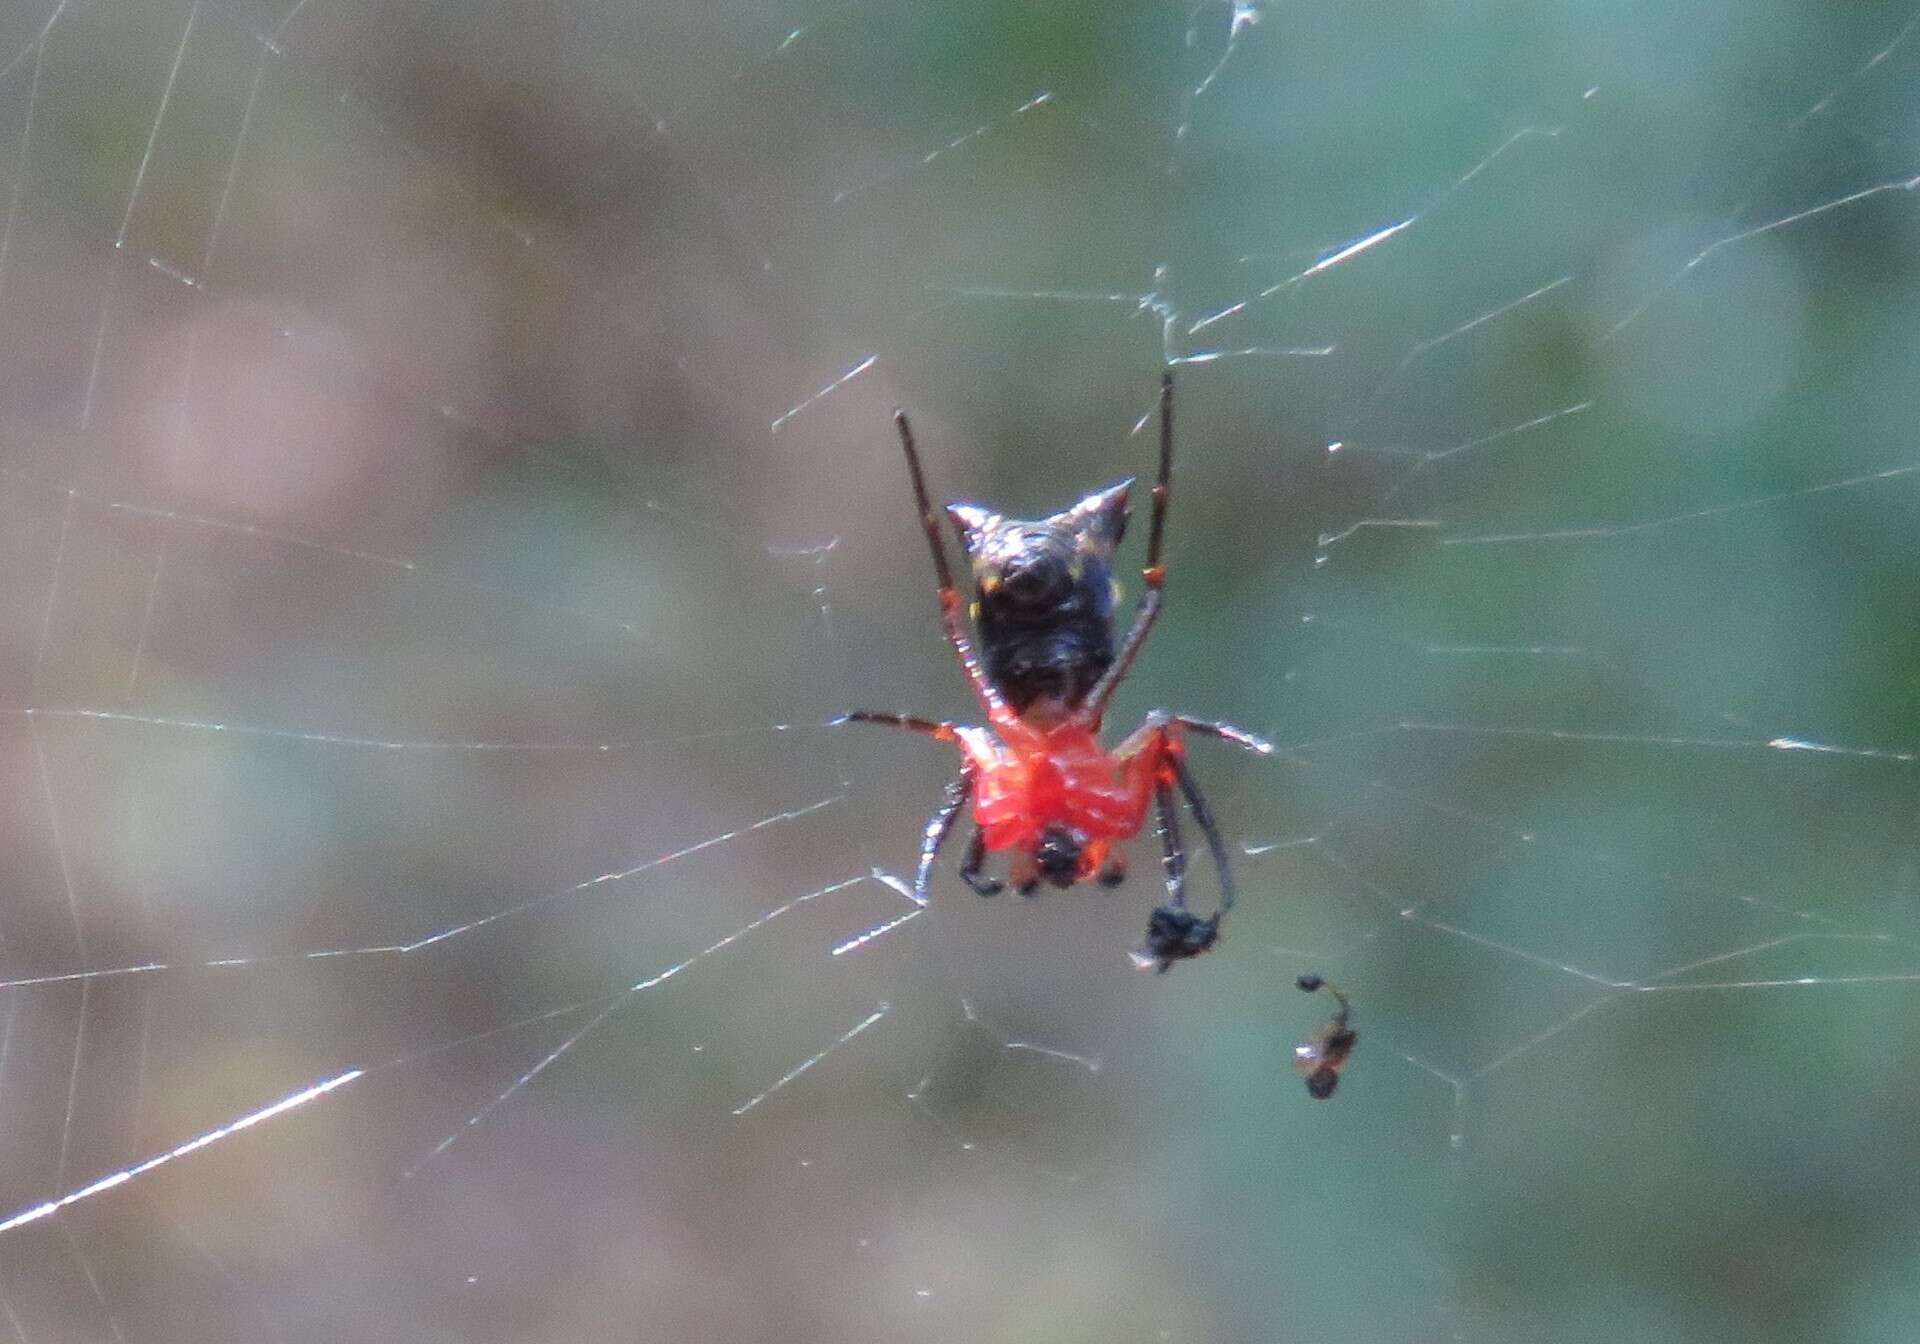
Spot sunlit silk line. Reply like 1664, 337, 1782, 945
1188, 217, 1415, 334
84, 0, 197, 434
1799, 11, 1918, 122
1265, 730, 1870, 947
1186, 1, 1261, 105
30, 492, 74, 694
936, 285, 1147, 303
1415, 917, 1627, 988
125, 545, 170, 696
1241, 835, 1319, 857
0, 1070, 364, 1237
0, 799, 849, 991
832, 865, 928, 953
1422, 401, 1592, 461
628, 873, 866, 994
31, 709, 89, 1203
115, 1, 196, 246
0, 25, 42, 284
770, 354, 877, 433
1342, 275, 1580, 454
1399, 722, 1804, 753
1767, 737, 1917, 763
1604, 173, 1920, 341
1314, 517, 1441, 549
1170, 345, 1336, 365
23, 487, 654, 639
1399, 275, 1574, 365
1641, 973, 1920, 991
0, 963, 166, 991
201, 37, 266, 277
404, 874, 868, 1173
269, 0, 311, 41
61, 1243, 121, 1342
1184, 301, 1243, 336
1316, 400, 1594, 542
1424, 644, 1586, 656
97, 495, 415, 568
1002, 1040, 1102, 1072
25, 705, 617, 751
1190, 125, 1566, 333
764, 537, 840, 558
25, 706, 825, 755
53, 982, 88, 1200
402, 999, 631, 1175
1708, 1, 1917, 230
3, 479, 660, 658
403, 795, 845, 952
866, 868, 924, 906
105, 796, 840, 964
1261, 216, 1417, 294
60, 1221, 122, 1343
832, 908, 922, 956
828, 90, 1054, 208
1646, 933, 1894, 985
1441, 459, 1920, 545
1466, 998, 1619, 1081
0, 0, 68, 86
732, 1003, 890, 1116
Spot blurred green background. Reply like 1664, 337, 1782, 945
1, 0, 1918, 1339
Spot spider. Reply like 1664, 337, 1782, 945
842, 371, 1274, 972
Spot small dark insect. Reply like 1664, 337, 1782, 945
841, 372, 1273, 972
1292, 974, 1356, 1099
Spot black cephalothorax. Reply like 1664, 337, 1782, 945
947, 481, 1130, 715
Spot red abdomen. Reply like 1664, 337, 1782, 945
966, 721, 1148, 852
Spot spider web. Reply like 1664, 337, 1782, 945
2, 0, 1918, 1338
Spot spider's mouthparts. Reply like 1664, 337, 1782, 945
1033, 824, 1083, 888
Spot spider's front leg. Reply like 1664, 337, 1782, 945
838, 710, 958, 742
890, 410, 1009, 722
840, 711, 982, 902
